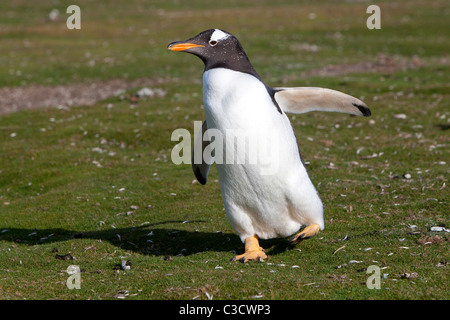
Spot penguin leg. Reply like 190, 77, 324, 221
289, 224, 320, 245
232, 235, 267, 263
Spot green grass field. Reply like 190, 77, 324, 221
0, 0, 448, 300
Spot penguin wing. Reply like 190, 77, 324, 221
192, 120, 212, 185
273, 87, 371, 117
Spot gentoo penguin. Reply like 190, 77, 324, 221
168, 29, 371, 262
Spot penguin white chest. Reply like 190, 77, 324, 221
203, 68, 274, 126
203, 68, 296, 172
202, 68, 324, 242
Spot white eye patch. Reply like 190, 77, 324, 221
210, 29, 230, 43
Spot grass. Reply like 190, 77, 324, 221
0, 0, 449, 300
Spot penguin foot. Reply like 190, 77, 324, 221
233, 250, 267, 263
289, 224, 320, 245
232, 235, 267, 263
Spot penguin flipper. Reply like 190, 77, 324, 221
273, 87, 371, 117
192, 120, 212, 185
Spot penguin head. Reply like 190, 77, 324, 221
168, 29, 235, 61
168, 29, 260, 79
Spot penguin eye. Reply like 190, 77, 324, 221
209, 40, 218, 47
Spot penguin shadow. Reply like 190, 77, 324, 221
436, 123, 450, 131
0, 221, 242, 258
0, 222, 295, 259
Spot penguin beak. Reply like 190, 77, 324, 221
167, 41, 205, 52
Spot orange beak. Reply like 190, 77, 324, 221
168, 42, 204, 51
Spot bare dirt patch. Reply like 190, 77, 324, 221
301, 54, 425, 78
0, 55, 438, 116
0, 77, 173, 116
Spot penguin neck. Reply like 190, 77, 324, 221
202, 51, 263, 82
